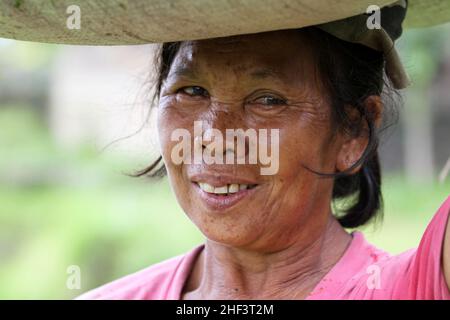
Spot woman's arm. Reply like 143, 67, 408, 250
444, 209, 450, 290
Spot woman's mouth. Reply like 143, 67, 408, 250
192, 181, 259, 211
197, 182, 257, 195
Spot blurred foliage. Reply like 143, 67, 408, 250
0, 104, 203, 299
398, 23, 450, 86
0, 40, 58, 71
0, 105, 448, 299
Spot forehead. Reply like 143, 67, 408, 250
169, 30, 318, 84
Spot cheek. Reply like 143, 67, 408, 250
156, 108, 193, 212
157, 99, 193, 166
270, 124, 338, 215
157, 114, 175, 165
157, 106, 194, 209
264, 125, 336, 226
277, 123, 331, 178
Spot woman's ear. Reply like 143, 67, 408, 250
365, 95, 384, 129
336, 137, 367, 174
336, 95, 383, 174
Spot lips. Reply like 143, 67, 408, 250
189, 173, 259, 211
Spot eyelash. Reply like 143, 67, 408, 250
254, 96, 287, 106
176, 86, 287, 106
176, 86, 209, 97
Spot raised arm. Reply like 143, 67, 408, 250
444, 208, 450, 290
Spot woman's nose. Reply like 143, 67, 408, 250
199, 117, 250, 161
201, 116, 236, 158
208, 105, 238, 128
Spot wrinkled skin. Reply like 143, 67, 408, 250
157, 29, 384, 299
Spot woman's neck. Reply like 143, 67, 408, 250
182, 216, 351, 300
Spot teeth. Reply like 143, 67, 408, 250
228, 184, 239, 193
214, 186, 228, 194
197, 183, 252, 194
198, 182, 214, 193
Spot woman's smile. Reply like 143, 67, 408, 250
189, 171, 260, 212
192, 181, 259, 212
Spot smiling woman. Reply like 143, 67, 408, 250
138, 27, 389, 231
78, 27, 449, 300
2, 0, 450, 300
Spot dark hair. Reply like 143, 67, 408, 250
132, 27, 399, 229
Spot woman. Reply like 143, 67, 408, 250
1, 0, 449, 299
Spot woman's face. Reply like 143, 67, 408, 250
157, 30, 355, 251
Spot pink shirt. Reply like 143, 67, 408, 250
77, 196, 450, 300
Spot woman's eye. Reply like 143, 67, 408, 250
253, 95, 287, 106
177, 86, 209, 97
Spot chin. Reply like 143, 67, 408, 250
188, 213, 262, 247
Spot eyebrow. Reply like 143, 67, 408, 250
248, 68, 291, 87
249, 68, 285, 81
167, 66, 286, 83
167, 66, 200, 80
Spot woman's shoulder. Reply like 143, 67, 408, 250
309, 195, 450, 299
369, 195, 450, 299
75, 244, 204, 300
